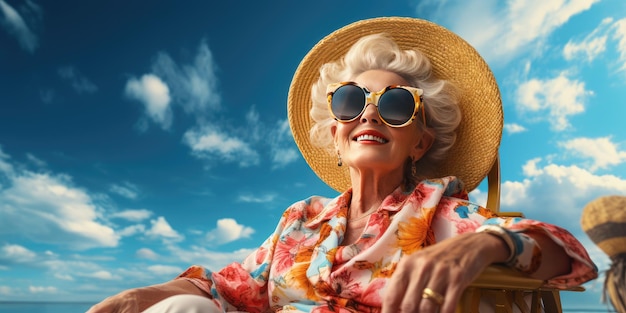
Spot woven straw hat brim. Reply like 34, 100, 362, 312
581, 195, 626, 257
288, 17, 503, 192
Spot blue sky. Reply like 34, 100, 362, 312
1, 0, 625, 309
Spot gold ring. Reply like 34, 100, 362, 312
422, 287, 444, 305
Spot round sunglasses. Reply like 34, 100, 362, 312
326, 82, 425, 127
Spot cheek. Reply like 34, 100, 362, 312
334, 124, 352, 143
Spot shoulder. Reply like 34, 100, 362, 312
412, 176, 469, 201
281, 195, 336, 219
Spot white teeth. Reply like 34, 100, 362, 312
356, 134, 388, 143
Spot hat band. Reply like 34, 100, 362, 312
585, 221, 626, 243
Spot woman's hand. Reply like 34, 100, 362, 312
381, 232, 510, 313
86, 279, 207, 313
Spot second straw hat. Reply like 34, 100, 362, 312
581, 195, 626, 258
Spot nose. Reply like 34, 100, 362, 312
360, 102, 380, 124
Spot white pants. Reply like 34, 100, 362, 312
142, 295, 223, 313
141, 293, 540, 313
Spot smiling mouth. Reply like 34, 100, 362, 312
355, 134, 388, 143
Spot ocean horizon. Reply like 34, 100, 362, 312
0, 301, 618, 313
0, 302, 93, 313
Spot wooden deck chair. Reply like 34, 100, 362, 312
456, 156, 585, 313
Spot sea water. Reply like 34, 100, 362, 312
0, 302, 94, 313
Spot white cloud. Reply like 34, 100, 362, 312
109, 182, 139, 199
29, 286, 57, 294
0, 145, 13, 175
493, 156, 626, 276
234, 108, 298, 169
26, 153, 46, 167
0, 150, 118, 250
205, 218, 255, 245
500, 180, 530, 209
0, 244, 36, 263
111, 209, 152, 222
167, 245, 255, 270
237, 194, 276, 203
613, 18, 626, 73
183, 126, 259, 167
504, 123, 527, 134
559, 136, 626, 171
563, 18, 611, 62
125, 74, 172, 130
151, 40, 220, 115
54, 273, 74, 281
0, 172, 119, 249
515, 72, 591, 131
145, 216, 183, 242
0, 286, 12, 295
147, 265, 183, 276
500, 158, 626, 232
41, 258, 109, 285
0, 0, 39, 53
58, 66, 98, 94
136, 248, 159, 260
190, 108, 297, 170
468, 188, 487, 208
118, 224, 146, 237
269, 119, 298, 169
84, 270, 118, 280
431, 0, 599, 65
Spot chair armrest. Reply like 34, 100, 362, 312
458, 265, 584, 313
471, 265, 544, 290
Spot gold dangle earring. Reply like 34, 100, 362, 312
337, 152, 343, 167
411, 158, 417, 177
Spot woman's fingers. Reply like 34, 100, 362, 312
382, 258, 415, 312
384, 233, 498, 312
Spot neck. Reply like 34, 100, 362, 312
348, 167, 403, 220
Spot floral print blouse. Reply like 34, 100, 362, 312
177, 176, 598, 313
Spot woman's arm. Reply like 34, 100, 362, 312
526, 230, 571, 280
86, 279, 209, 313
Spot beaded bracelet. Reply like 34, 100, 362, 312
475, 224, 542, 274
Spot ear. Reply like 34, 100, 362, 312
331, 123, 338, 146
412, 129, 434, 161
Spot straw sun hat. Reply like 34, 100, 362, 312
287, 17, 503, 192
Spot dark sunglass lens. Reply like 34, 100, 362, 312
378, 89, 415, 125
331, 85, 365, 120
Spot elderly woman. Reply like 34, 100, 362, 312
87, 17, 597, 313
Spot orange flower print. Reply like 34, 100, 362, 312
177, 265, 207, 280
367, 259, 397, 279
477, 206, 496, 218
397, 216, 431, 254
294, 244, 315, 263
284, 262, 319, 301
316, 223, 333, 245
353, 260, 375, 271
